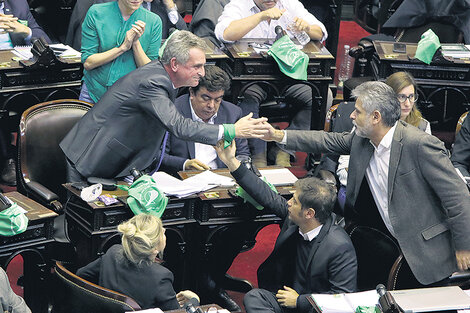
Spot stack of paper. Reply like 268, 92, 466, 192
309, 290, 378, 313
184, 170, 235, 187
259, 168, 298, 186
49, 43, 81, 58
151, 172, 212, 198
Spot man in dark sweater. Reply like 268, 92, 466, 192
215, 142, 357, 313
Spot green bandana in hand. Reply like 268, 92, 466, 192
0, 203, 28, 237
414, 29, 441, 65
236, 177, 277, 210
118, 175, 168, 217
223, 124, 236, 149
267, 35, 309, 81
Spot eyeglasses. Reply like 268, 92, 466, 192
397, 93, 418, 103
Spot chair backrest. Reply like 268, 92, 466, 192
456, 111, 468, 135
52, 261, 141, 313
17, 99, 92, 200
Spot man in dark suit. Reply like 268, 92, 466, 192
161, 65, 249, 176
161, 65, 249, 311
0, 0, 51, 186
262, 81, 470, 285
60, 31, 269, 182
215, 141, 357, 313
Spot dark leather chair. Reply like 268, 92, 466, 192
16, 99, 92, 212
52, 261, 142, 313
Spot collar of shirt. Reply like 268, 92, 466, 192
369, 121, 398, 153
189, 98, 218, 123
249, 0, 262, 14
299, 224, 322, 241
0, 2, 4, 12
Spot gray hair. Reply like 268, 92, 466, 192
160, 30, 207, 65
351, 81, 401, 127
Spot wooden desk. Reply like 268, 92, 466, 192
220, 39, 334, 131
0, 192, 58, 313
372, 41, 470, 131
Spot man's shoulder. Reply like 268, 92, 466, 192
322, 224, 354, 249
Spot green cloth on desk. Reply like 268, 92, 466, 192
0, 202, 28, 237
414, 29, 441, 65
81, 2, 162, 102
267, 35, 309, 81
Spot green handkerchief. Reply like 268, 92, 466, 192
267, 35, 308, 81
236, 177, 277, 210
414, 29, 441, 65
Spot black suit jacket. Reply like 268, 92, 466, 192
4, 0, 50, 45
60, 60, 220, 179
77, 245, 180, 310
231, 165, 357, 313
161, 94, 249, 175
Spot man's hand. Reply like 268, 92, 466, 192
456, 250, 470, 270
234, 113, 270, 138
0, 14, 30, 37
261, 7, 285, 21
291, 17, 310, 32
276, 286, 299, 308
259, 122, 285, 142
162, 0, 177, 10
176, 290, 200, 307
184, 159, 210, 171
215, 141, 240, 171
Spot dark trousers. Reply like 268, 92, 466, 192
244, 289, 295, 313
239, 84, 312, 156
66, 158, 86, 183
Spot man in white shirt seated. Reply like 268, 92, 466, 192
213, 0, 327, 168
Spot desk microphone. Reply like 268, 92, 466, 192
184, 297, 204, 313
274, 25, 287, 41
376, 284, 403, 313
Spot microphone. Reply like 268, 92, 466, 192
376, 284, 403, 313
184, 298, 204, 313
274, 25, 287, 41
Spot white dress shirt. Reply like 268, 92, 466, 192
365, 122, 398, 237
214, 0, 327, 43
182, 99, 219, 170
299, 224, 322, 241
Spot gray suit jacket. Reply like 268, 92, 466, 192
0, 268, 31, 313
161, 94, 249, 174
60, 60, 220, 178
285, 120, 470, 285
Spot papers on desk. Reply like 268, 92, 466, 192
259, 168, 298, 186
126, 308, 164, 313
441, 44, 470, 59
309, 290, 379, 313
11, 44, 80, 61
12, 45, 33, 60
151, 171, 235, 198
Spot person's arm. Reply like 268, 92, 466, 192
0, 268, 31, 313
222, 7, 284, 42
418, 135, 470, 267
283, 0, 327, 41
153, 270, 180, 310
451, 116, 470, 177
76, 257, 101, 284
215, 141, 289, 218
130, 20, 152, 67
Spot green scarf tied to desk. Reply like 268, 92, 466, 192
267, 35, 309, 81
414, 29, 441, 65
0, 202, 28, 236
118, 175, 168, 218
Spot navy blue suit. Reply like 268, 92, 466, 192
4, 0, 50, 45
161, 94, 250, 175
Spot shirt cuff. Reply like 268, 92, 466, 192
280, 130, 287, 145
24, 28, 32, 44
167, 10, 179, 25
183, 159, 190, 171
218, 125, 224, 141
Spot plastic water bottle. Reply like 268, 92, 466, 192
338, 45, 354, 90
278, 11, 310, 46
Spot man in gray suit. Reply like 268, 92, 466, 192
261, 81, 470, 285
0, 268, 30, 313
60, 31, 269, 182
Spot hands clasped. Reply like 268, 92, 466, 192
276, 286, 299, 308
176, 290, 200, 307
0, 14, 30, 36
122, 20, 146, 51
234, 113, 271, 138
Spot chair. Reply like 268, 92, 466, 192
52, 261, 142, 313
456, 111, 468, 135
16, 99, 93, 212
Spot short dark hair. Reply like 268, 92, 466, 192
192, 65, 230, 93
294, 177, 336, 224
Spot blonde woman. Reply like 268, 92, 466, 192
77, 214, 198, 310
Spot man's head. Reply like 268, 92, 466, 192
287, 177, 336, 227
350, 81, 401, 138
253, 0, 278, 11
189, 65, 230, 122
161, 31, 208, 88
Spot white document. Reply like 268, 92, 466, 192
184, 170, 235, 187
310, 290, 379, 313
152, 172, 214, 198
259, 168, 298, 186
